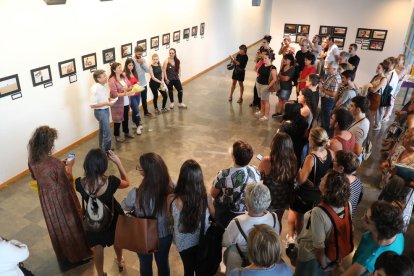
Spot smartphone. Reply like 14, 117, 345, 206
67, 153, 75, 162
256, 154, 264, 161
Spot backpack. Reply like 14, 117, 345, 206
82, 181, 114, 232
196, 213, 225, 276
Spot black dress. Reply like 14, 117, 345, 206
232, 54, 248, 81
75, 175, 124, 247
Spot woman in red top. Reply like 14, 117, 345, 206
123, 58, 143, 135
297, 52, 316, 92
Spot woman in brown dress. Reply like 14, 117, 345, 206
27, 126, 91, 267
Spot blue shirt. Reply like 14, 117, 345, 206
132, 56, 149, 87
352, 232, 404, 274
228, 263, 293, 276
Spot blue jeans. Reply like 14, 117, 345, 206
321, 97, 334, 137
130, 94, 141, 127
138, 235, 173, 276
94, 108, 111, 151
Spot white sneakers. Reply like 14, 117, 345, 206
136, 125, 143, 135
178, 103, 187, 108
259, 116, 268, 121
170, 103, 175, 109
255, 111, 262, 116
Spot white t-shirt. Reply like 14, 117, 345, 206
324, 44, 340, 69
89, 83, 109, 110
349, 117, 370, 145
222, 212, 280, 252
119, 79, 130, 106
388, 69, 399, 95
0, 239, 29, 276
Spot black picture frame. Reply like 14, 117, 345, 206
0, 74, 21, 98
297, 24, 310, 34
30, 65, 52, 87
102, 48, 115, 64
372, 29, 387, 40
284, 23, 297, 34
82, 53, 97, 71
162, 33, 170, 46
369, 40, 385, 51
183, 28, 190, 39
333, 37, 345, 49
191, 26, 198, 37
333, 26, 347, 37
173, 31, 181, 42
58, 58, 76, 78
150, 36, 159, 49
136, 39, 147, 52
356, 28, 372, 39
200, 22, 205, 36
121, 43, 132, 58
319, 25, 333, 36
295, 35, 307, 44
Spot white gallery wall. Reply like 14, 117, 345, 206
0, 0, 273, 184
269, 0, 413, 85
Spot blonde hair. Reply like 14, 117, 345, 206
309, 127, 330, 149
151, 53, 159, 60
247, 224, 282, 267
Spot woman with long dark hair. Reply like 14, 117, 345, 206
109, 62, 133, 142
259, 132, 297, 226
28, 126, 92, 268
122, 153, 174, 276
75, 149, 129, 276
123, 58, 143, 135
298, 88, 317, 129
168, 160, 214, 276
228, 44, 248, 103
163, 48, 186, 109
274, 53, 295, 116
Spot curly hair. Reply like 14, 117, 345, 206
335, 150, 360, 174
371, 200, 404, 240
378, 175, 410, 206
269, 132, 297, 185
28, 126, 58, 163
374, 251, 414, 276
244, 183, 271, 214
174, 160, 207, 233
232, 140, 254, 167
320, 170, 350, 207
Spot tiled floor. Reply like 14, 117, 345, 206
1, 44, 413, 275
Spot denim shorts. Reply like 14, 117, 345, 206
277, 89, 291, 100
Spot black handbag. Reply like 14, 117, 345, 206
226, 60, 235, 70
380, 73, 393, 107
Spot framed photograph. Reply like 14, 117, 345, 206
150, 36, 159, 49
191, 26, 198, 37
30, 65, 52, 87
102, 47, 115, 64
58, 58, 76, 78
319, 25, 333, 36
162, 33, 170, 46
372, 29, 387, 40
333, 27, 347, 37
173, 31, 181, 42
298, 24, 310, 34
121, 43, 132, 58
296, 35, 307, 44
137, 39, 147, 52
0, 74, 21, 98
356, 28, 372, 39
369, 40, 385, 51
355, 38, 362, 44
200, 22, 205, 36
333, 37, 345, 49
183, 28, 190, 39
82, 53, 96, 71
284, 23, 297, 34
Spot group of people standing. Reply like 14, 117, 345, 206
89, 45, 187, 151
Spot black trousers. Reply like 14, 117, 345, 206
149, 81, 168, 109
179, 245, 201, 276
253, 84, 261, 107
141, 86, 149, 114
167, 79, 183, 103
114, 105, 129, 136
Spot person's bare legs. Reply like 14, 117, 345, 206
92, 245, 104, 276
260, 100, 266, 116
275, 209, 285, 233
114, 244, 124, 270
238, 81, 244, 101
264, 101, 270, 118
229, 79, 237, 101
287, 209, 297, 240
277, 98, 286, 114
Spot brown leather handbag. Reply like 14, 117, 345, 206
368, 91, 381, 111
114, 189, 159, 254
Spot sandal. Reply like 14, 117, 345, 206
228, 97, 232, 102
237, 98, 243, 103
115, 257, 125, 272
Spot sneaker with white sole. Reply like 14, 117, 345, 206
170, 103, 175, 109
255, 111, 262, 116
178, 103, 187, 108
136, 126, 143, 135
259, 116, 268, 121
161, 108, 169, 113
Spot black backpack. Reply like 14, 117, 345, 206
82, 182, 114, 232
380, 72, 393, 107
196, 212, 225, 276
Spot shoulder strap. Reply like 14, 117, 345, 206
348, 117, 367, 130
271, 212, 277, 229
235, 218, 248, 242
309, 153, 317, 186
232, 168, 251, 203
317, 205, 339, 262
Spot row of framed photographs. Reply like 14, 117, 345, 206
284, 23, 310, 35
356, 28, 387, 40
319, 25, 347, 37
0, 23, 206, 98
355, 39, 385, 51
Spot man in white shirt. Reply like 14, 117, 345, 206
382, 57, 400, 122
89, 69, 114, 152
348, 96, 370, 161
324, 36, 340, 74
